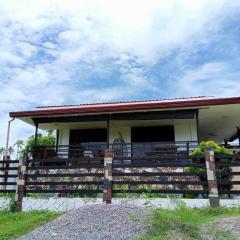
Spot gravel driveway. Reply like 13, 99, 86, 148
17, 205, 150, 240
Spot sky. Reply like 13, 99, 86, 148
0, 0, 240, 149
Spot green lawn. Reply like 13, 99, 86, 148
0, 211, 61, 240
139, 206, 240, 240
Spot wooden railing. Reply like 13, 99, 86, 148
29, 141, 199, 161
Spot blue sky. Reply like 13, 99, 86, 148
0, 0, 240, 147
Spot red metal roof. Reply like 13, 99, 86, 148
9, 96, 240, 118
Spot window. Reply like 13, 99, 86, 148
69, 128, 107, 144
131, 126, 175, 142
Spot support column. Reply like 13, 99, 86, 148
224, 139, 228, 148
204, 148, 219, 207
34, 123, 39, 146
103, 149, 113, 204
196, 111, 200, 144
107, 119, 110, 148
237, 127, 240, 146
15, 157, 27, 211
56, 129, 59, 153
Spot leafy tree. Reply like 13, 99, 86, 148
23, 133, 55, 155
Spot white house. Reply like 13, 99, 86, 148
8, 96, 240, 158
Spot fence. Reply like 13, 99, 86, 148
0, 159, 18, 193
112, 155, 207, 195
1, 148, 240, 210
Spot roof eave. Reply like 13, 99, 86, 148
9, 97, 240, 118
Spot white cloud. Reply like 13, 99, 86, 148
176, 62, 240, 97
0, 0, 239, 150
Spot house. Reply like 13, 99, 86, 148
3, 95, 240, 201
8, 96, 240, 159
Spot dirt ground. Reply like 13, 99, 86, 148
199, 217, 240, 240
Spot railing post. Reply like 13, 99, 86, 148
15, 157, 27, 211
204, 148, 219, 207
103, 149, 113, 204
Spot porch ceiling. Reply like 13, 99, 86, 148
17, 109, 197, 127
198, 104, 240, 142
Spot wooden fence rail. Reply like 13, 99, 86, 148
1, 148, 240, 210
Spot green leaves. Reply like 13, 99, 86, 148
23, 132, 56, 154
192, 141, 231, 156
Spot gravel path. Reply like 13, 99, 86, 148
17, 205, 150, 240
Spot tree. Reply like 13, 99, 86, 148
14, 140, 25, 160
0, 146, 14, 160
8, 146, 14, 156
23, 132, 55, 155
0, 147, 5, 160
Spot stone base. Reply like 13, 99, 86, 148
209, 197, 220, 207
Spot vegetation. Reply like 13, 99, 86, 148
191, 140, 231, 156
139, 206, 240, 240
23, 131, 55, 155
0, 211, 60, 240
14, 140, 24, 160
185, 140, 233, 197
0, 130, 55, 160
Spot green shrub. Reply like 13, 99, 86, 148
191, 141, 231, 156
185, 141, 233, 197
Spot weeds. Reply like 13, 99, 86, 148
139, 206, 240, 240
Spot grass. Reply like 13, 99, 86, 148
139, 206, 240, 240
0, 211, 61, 240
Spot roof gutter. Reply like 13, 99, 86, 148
5, 117, 15, 160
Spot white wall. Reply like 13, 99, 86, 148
18, 197, 240, 212
57, 119, 198, 145
174, 119, 198, 142
59, 128, 70, 145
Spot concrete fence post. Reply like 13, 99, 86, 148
15, 157, 27, 211
103, 149, 113, 204
204, 148, 220, 207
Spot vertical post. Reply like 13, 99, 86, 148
103, 149, 113, 204
56, 129, 59, 153
237, 127, 240, 146
204, 148, 219, 207
196, 111, 200, 144
186, 142, 190, 159
15, 157, 27, 211
34, 123, 39, 146
107, 119, 110, 148
224, 139, 228, 148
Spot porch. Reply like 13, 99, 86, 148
30, 141, 199, 165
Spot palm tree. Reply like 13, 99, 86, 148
8, 146, 14, 157
14, 140, 24, 160
0, 147, 5, 160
